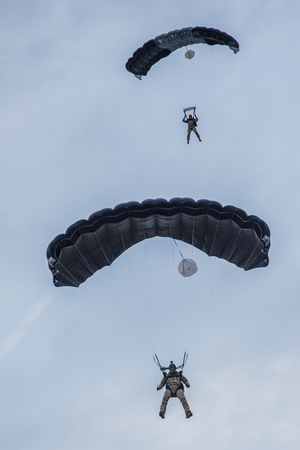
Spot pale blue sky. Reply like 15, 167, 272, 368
0, 1, 299, 449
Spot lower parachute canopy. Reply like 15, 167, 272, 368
47, 198, 270, 288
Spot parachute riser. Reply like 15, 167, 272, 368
153, 351, 188, 372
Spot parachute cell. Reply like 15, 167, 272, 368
47, 198, 270, 288
126, 27, 239, 79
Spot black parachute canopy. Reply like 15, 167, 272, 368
47, 198, 270, 288
126, 26, 239, 79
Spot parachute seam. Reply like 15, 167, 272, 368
243, 225, 265, 270
93, 225, 113, 267
72, 242, 97, 277
53, 260, 81, 287
225, 221, 243, 265
208, 209, 220, 257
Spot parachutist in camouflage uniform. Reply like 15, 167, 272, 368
182, 113, 201, 144
157, 362, 193, 419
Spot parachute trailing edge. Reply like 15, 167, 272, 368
47, 198, 270, 288
126, 27, 239, 79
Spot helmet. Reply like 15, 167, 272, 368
168, 362, 176, 371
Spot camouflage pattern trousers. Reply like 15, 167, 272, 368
187, 126, 200, 142
160, 388, 191, 413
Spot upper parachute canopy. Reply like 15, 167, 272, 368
47, 198, 270, 288
126, 27, 239, 79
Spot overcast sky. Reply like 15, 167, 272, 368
0, 1, 300, 449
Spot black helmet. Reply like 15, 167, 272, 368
168, 362, 176, 371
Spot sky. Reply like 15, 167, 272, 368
0, 0, 300, 449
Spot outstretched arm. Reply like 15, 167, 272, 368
181, 374, 190, 388
157, 376, 167, 390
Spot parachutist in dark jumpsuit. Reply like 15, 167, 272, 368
182, 113, 201, 144
157, 363, 193, 419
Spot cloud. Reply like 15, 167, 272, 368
0, 291, 55, 363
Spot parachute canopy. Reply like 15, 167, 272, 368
47, 198, 270, 288
126, 27, 239, 79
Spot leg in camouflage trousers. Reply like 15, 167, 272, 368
160, 389, 191, 416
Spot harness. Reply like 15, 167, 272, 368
188, 118, 197, 128
164, 371, 184, 397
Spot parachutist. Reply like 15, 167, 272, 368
157, 362, 193, 419
183, 112, 201, 144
